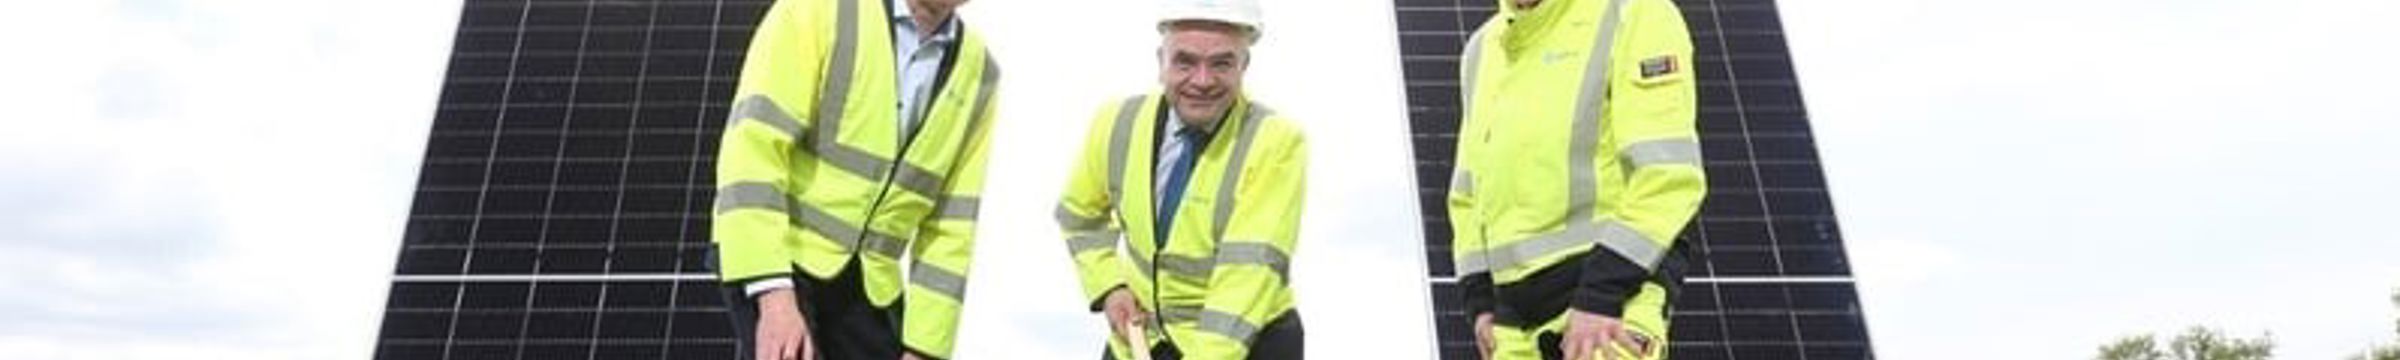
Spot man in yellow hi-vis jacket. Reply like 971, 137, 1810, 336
708, 0, 999, 358
1448, 0, 1704, 359
1054, 0, 1308, 359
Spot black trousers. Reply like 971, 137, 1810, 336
722, 262, 902, 360
1100, 311, 1305, 360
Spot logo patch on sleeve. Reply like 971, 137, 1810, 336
1639, 55, 1679, 79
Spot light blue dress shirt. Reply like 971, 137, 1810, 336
890, 0, 959, 141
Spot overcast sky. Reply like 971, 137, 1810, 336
3, 0, 2398, 359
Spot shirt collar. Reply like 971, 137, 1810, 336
889, 0, 960, 43
1165, 109, 1192, 138
1163, 98, 1242, 138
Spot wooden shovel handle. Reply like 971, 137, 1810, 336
1120, 322, 1153, 360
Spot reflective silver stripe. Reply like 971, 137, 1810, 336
1066, 231, 1119, 254
1105, 95, 1143, 201
1155, 253, 1214, 279
909, 261, 969, 300
1463, 220, 1666, 274
962, 52, 1001, 134
1453, 258, 1489, 278
1145, 309, 1170, 337
1469, 222, 1592, 274
730, 94, 805, 138
1566, 0, 1632, 229
788, 200, 908, 259
1210, 104, 1270, 241
933, 196, 980, 221
1450, 169, 1474, 195
816, 142, 885, 181
811, 0, 859, 147
1622, 139, 1702, 168
1129, 244, 1153, 275
1195, 309, 1262, 343
1451, 162, 1479, 275
714, 181, 789, 214
1593, 220, 1666, 270
1214, 241, 1291, 279
882, 159, 948, 201
1056, 204, 1112, 232
1459, 28, 1489, 122
925, 55, 1002, 223
813, 143, 948, 200
1159, 306, 1201, 324
1127, 245, 1217, 279
858, 230, 907, 260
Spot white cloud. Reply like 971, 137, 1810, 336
0, 0, 458, 358
1784, 0, 2400, 358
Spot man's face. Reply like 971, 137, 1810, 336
911, 0, 967, 19
914, 0, 967, 11
1158, 21, 1249, 126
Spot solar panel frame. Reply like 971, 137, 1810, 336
377, 1, 764, 359
1388, 0, 1875, 358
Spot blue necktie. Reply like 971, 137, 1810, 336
1156, 130, 1203, 246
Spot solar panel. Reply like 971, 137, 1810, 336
375, 0, 768, 358
376, 0, 1869, 358
1388, 0, 1876, 358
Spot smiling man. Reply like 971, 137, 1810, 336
1052, 0, 1310, 359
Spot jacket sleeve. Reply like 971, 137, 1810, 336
711, 0, 827, 289
1449, 166, 1495, 316
1572, 0, 1706, 317
899, 60, 1001, 360
1058, 98, 1133, 312
1449, 23, 1498, 318
1184, 126, 1307, 360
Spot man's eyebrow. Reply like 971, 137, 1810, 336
1169, 48, 1238, 61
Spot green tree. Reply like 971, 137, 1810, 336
2099, 334, 2167, 360
2096, 327, 2272, 360
2355, 347, 2400, 360
2351, 289, 2400, 360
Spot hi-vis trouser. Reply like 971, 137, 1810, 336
710, 0, 1001, 358
1448, 0, 1704, 358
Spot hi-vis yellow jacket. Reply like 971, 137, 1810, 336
1056, 93, 1307, 360
1447, 0, 1703, 343
710, 0, 998, 357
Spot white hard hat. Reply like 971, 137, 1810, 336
1158, 0, 1264, 42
